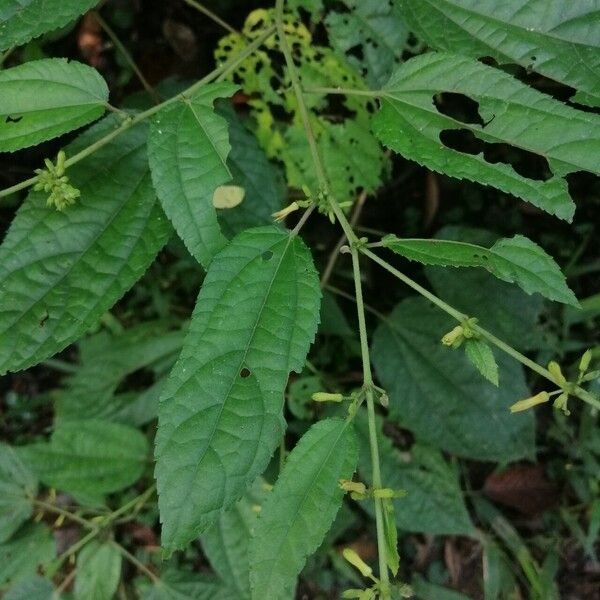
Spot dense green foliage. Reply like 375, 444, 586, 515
0, 1, 598, 599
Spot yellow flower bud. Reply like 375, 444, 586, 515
272, 201, 299, 222
510, 391, 550, 413
339, 479, 367, 495
441, 325, 464, 347
579, 349, 592, 374
373, 488, 395, 499
547, 361, 566, 386
311, 392, 344, 403
342, 548, 373, 579
553, 392, 570, 415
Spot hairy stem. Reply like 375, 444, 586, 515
275, 1, 390, 592
362, 247, 600, 411
0, 25, 276, 200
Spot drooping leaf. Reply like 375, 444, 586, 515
424, 227, 544, 351
371, 297, 535, 460
0, 443, 37, 543
0, 59, 108, 152
325, 0, 409, 87
155, 227, 321, 552
372, 52, 600, 221
0, 117, 171, 375
382, 233, 577, 306
216, 102, 284, 237
54, 322, 184, 425
0, 523, 55, 588
250, 418, 358, 600
139, 571, 239, 600
19, 420, 149, 504
465, 338, 499, 386
74, 541, 122, 600
4, 576, 55, 600
355, 413, 473, 535
399, 0, 600, 108
202, 479, 267, 599
148, 83, 237, 267
0, 0, 100, 51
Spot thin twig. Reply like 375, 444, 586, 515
183, 0, 239, 35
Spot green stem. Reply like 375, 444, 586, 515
32, 498, 95, 529
304, 86, 379, 98
275, 2, 390, 591
183, 0, 239, 35
362, 248, 600, 411
111, 541, 161, 584
350, 248, 390, 597
0, 25, 276, 200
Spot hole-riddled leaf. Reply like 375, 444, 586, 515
372, 52, 600, 221
0, 59, 108, 152
155, 226, 321, 552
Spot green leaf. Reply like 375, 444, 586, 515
0, 443, 37, 543
139, 571, 239, 600
54, 322, 184, 425
4, 576, 54, 600
0, 117, 171, 375
0, 523, 55, 588
465, 339, 499, 386
325, 0, 409, 87
382, 234, 577, 306
216, 102, 284, 237
0, 0, 100, 51
424, 227, 544, 351
250, 418, 358, 600
148, 83, 237, 268
19, 420, 148, 504
75, 541, 122, 600
412, 576, 475, 600
399, 0, 600, 108
371, 297, 535, 460
0, 59, 108, 152
373, 52, 600, 221
355, 413, 473, 536
381, 497, 399, 575
155, 226, 320, 552
202, 479, 267, 599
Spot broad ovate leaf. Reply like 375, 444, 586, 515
0, 117, 171, 375
155, 226, 321, 552
372, 297, 535, 461
0, 443, 37, 543
19, 420, 149, 504
0, 0, 100, 51
382, 234, 577, 306
399, 0, 600, 108
148, 83, 237, 268
0, 59, 108, 152
250, 418, 358, 600
373, 52, 600, 221
74, 541, 122, 600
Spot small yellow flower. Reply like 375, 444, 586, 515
311, 392, 344, 402
547, 361, 567, 386
510, 391, 550, 413
342, 548, 374, 579
339, 479, 367, 495
441, 325, 464, 347
272, 201, 299, 222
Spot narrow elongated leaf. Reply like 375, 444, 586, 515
0, 0, 100, 51
0, 443, 37, 543
355, 414, 473, 535
202, 479, 267, 599
0, 117, 171, 375
19, 420, 148, 504
0, 59, 108, 152
372, 297, 535, 460
399, 0, 600, 108
0, 523, 55, 587
148, 83, 237, 267
155, 227, 320, 552
75, 541, 121, 600
382, 234, 577, 305
250, 418, 358, 600
373, 52, 600, 221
